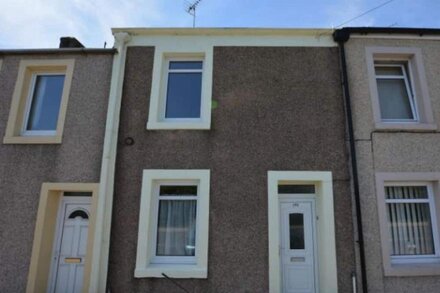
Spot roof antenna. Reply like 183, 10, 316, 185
185, 0, 203, 28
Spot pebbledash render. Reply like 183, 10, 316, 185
0, 40, 115, 293
106, 28, 356, 293
3, 26, 440, 293
334, 27, 440, 293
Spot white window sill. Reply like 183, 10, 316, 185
375, 122, 437, 132
147, 120, 211, 130
385, 261, 440, 276
134, 264, 207, 278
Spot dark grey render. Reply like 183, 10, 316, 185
108, 46, 356, 292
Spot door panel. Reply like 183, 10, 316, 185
281, 201, 317, 293
49, 199, 90, 293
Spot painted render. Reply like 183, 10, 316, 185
344, 37, 440, 292
0, 52, 113, 292
107, 45, 356, 292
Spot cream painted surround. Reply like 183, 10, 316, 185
26, 183, 99, 293
135, 169, 210, 278
268, 171, 338, 293
3, 59, 75, 144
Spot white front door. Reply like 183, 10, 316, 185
48, 197, 91, 293
280, 200, 317, 293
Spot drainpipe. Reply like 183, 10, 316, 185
89, 31, 131, 293
333, 30, 368, 293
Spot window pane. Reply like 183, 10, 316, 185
165, 72, 202, 118
385, 186, 428, 200
375, 66, 403, 76
156, 200, 197, 256
377, 79, 414, 120
159, 185, 197, 196
387, 202, 434, 255
289, 213, 305, 250
278, 185, 315, 194
27, 75, 65, 131
169, 61, 203, 70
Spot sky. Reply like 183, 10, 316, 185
0, 0, 439, 49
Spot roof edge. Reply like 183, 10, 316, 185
0, 48, 117, 55
333, 27, 440, 42
111, 27, 334, 37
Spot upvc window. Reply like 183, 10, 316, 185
374, 62, 418, 122
135, 170, 210, 278
152, 183, 198, 264
385, 183, 440, 264
22, 73, 66, 136
147, 50, 213, 130
365, 47, 436, 131
164, 60, 203, 119
3, 59, 74, 144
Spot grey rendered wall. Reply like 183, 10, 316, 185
108, 46, 356, 293
345, 38, 440, 292
0, 53, 113, 292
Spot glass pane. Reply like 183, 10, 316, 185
375, 66, 403, 76
26, 75, 65, 131
169, 61, 203, 70
290, 213, 305, 250
385, 186, 428, 200
165, 72, 202, 118
156, 200, 197, 256
63, 192, 92, 197
159, 185, 197, 196
387, 202, 434, 255
377, 79, 414, 120
278, 185, 315, 194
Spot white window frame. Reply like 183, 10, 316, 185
21, 72, 66, 137
365, 47, 436, 131
150, 180, 199, 265
374, 62, 419, 123
384, 182, 440, 264
160, 58, 204, 122
135, 170, 210, 279
146, 48, 213, 130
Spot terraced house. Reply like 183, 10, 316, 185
334, 27, 440, 293
105, 28, 355, 293
0, 39, 115, 293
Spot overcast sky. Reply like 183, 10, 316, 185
1, 0, 439, 49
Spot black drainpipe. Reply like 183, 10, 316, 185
333, 30, 368, 293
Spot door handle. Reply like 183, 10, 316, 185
64, 257, 82, 263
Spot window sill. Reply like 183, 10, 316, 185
385, 261, 440, 276
375, 122, 437, 132
3, 135, 62, 144
134, 264, 207, 278
147, 120, 211, 130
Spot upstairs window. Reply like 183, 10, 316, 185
365, 47, 436, 131
3, 59, 74, 144
374, 62, 417, 122
147, 50, 213, 130
23, 74, 66, 135
164, 60, 203, 119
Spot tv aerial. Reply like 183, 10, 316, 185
185, 0, 203, 28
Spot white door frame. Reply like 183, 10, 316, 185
47, 196, 91, 293
279, 196, 319, 293
268, 171, 339, 293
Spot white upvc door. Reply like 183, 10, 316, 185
48, 197, 91, 293
280, 200, 317, 293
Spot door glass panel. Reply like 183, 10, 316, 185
290, 213, 305, 249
